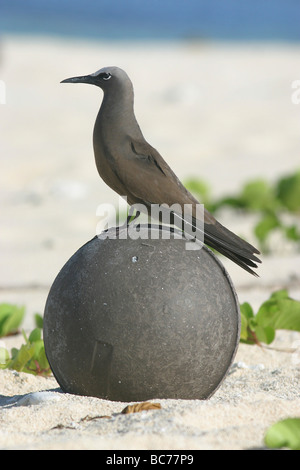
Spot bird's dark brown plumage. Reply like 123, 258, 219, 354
61, 66, 261, 275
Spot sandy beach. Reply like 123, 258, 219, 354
1, 35, 300, 449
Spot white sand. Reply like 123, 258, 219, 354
1, 331, 300, 450
0, 35, 300, 449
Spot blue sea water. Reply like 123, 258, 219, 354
0, 0, 299, 41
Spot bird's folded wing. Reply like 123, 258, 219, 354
120, 137, 199, 207
118, 138, 261, 276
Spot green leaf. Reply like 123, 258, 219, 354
8, 343, 35, 372
0, 304, 25, 337
34, 313, 44, 329
239, 291, 300, 346
1, 319, 51, 376
0, 347, 9, 367
240, 302, 254, 320
284, 224, 300, 242
264, 418, 300, 450
184, 178, 214, 211
32, 339, 44, 360
239, 303, 258, 343
212, 196, 245, 211
10, 347, 19, 360
184, 178, 210, 200
239, 179, 277, 212
269, 289, 289, 300
36, 344, 50, 371
254, 325, 275, 345
256, 297, 300, 332
22, 329, 28, 343
240, 312, 249, 342
254, 211, 281, 243
248, 317, 258, 331
28, 328, 41, 343
276, 170, 300, 212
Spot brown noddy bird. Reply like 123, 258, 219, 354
61, 66, 261, 275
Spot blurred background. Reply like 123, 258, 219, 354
0, 0, 300, 327
1, 0, 300, 41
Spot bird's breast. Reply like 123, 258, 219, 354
93, 122, 130, 198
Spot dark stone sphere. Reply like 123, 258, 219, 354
44, 225, 240, 402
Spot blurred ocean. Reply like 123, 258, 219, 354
0, 0, 299, 41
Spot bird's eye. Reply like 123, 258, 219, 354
102, 73, 112, 81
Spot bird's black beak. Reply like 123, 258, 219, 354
60, 74, 97, 85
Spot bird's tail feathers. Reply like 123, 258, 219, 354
156, 208, 261, 276
201, 219, 261, 276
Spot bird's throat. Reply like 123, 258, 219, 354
96, 88, 142, 141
